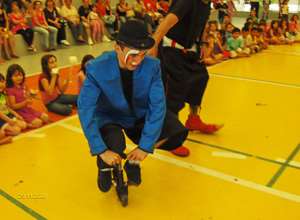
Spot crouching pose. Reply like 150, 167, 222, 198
78, 20, 188, 204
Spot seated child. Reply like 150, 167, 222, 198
203, 34, 224, 65
0, 73, 27, 136
227, 27, 251, 58
6, 64, 49, 129
289, 14, 300, 42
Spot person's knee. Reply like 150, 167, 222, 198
9, 126, 21, 136
61, 105, 72, 115
41, 113, 49, 123
30, 119, 43, 128
100, 125, 126, 153
49, 104, 72, 116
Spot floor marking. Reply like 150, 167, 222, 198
263, 50, 300, 57
150, 150, 300, 203
212, 151, 247, 159
187, 138, 300, 170
0, 189, 47, 220
58, 123, 83, 134
209, 72, 300, 89
267, 144, 300, 187
276, 158, 300, 169
60, 123, 300, 203
25, 133, 46, 138
15, 115, 77, 141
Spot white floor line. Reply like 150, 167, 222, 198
59, 123, 300, 203
58, 123, 83, 134
263, 50, 300, 57
24, 133, 46, 138
209, 73, 300, 89
212, 151, 247, 160
15, 115, 78, 140
276, 158, 300, 169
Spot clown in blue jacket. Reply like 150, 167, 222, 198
78, 20, 188, 193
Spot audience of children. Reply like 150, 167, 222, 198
202, 9, 300, 66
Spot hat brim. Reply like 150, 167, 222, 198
116, 36, 155, 50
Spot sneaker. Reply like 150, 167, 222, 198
97, 168, 112, 192
60, 40, 70, 46
88, 38, 94, 45
185, 114, 223, 134
171, 146, 190, 157
97, 157, 112, 192
103, 35, 111, 42
124, 160, 141, 186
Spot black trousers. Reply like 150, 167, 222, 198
159, 47, 209, 115
17, 28, 34, 46
97, 110, 188, 168
49, 23, 67, 44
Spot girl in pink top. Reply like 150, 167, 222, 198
6, 64, 49, 128
289, 15, 300, 42
88, 4, 105, 43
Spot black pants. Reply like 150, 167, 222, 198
159, 47, 209, 115
98, 110, 188, 168
49, 23, 67, 44
250, 2, 260, 17
17, 28, 34, 46
46, 94, 78, 116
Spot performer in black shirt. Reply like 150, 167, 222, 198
149, 0, 223, 157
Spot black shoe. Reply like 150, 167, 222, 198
97, 157, 112, 192
124, 160, 141, 186
97, 169, 112, 192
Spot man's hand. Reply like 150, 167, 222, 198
127, 147, 148, 162
99, 150, 122, 166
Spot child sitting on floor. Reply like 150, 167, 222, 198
0, 73, 26, 136
227, 27, 251, 58
6, 64, 49, 129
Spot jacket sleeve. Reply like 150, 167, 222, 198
138, 63, 166, 153
77, 67, 108, 156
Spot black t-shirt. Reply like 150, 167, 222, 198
166, 0, 211, 49
78, 5, 92, 20
120, 68, 134, 113
44, 8, 61, 26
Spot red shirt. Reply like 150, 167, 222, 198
96, 2, 106, 16
143, 0, 157, 12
